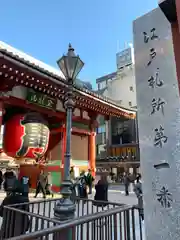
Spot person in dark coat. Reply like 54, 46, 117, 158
124, 173, 130, 196
20, 175, 31, 197
0, 179, 30, 238
94, 176, 108, 207
3, 169, 17, 196
86, 169, 94, 194
78, 171, 88, 199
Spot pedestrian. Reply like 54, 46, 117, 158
124, 172, 130, 196
0, 179, 30, 238
3, 169, 17, 196
0, 170, 3, 190
86, 169, 94, 194
94, 175, 108, 207
70, 166, 75, 182
34, 170, 47, 199
46, 172, 54, 198
78, 171, 88, 199
134, 174, 144, 221
20, 175, 31, 197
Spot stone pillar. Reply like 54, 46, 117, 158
134, 6, 180, 240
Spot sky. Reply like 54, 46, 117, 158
0, 0, 158, 88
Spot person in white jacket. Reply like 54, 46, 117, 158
133, 174, 144, 221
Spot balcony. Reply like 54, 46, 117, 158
96, 143, 140, 166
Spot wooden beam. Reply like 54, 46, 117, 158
4, 96, 65, 119
51, 126, 91, 135
3, 96, 91, 124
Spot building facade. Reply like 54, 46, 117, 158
96, 46, 140, 178
0, 41, 136, 190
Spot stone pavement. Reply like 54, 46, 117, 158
0, 189, 137, 205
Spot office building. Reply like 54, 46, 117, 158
95, 45, 139, 178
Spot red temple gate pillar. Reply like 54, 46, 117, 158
89, 131, 96, 177
88, 112, 98, 177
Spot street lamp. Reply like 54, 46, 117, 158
54, 44, 84, 221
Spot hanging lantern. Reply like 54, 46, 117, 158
3, 113, 50, 159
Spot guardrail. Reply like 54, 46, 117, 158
1, 197, 144, 240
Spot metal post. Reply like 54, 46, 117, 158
54, 80, 75, 239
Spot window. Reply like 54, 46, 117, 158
97, 124, 106, 134
130, 86, 133, 91
97, 81, 107, 90
129, 101, 132, 107
96, 144, 106, 156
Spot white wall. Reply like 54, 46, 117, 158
103, 65, 137, 109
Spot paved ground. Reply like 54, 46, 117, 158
0, 187, 137, 205
109, 183, 134, 194
0, 190, 137, 206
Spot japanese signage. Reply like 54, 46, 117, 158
116, 47, 132, 69
134, 7, 180, 239
26, 90, 57, 110
0, 91, 11, 98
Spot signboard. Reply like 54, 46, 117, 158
0, 91, 11, 98
26, 90, 57, 110
116, 47, 132, 69
134, 7, 180, 240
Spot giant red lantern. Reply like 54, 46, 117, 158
3, 112, 50, 159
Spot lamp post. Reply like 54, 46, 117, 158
54, 44, 84, 222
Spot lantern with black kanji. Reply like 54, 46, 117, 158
3, 112, 50, 160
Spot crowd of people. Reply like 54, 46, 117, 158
0, 168, 54, 199
69, 167, 144, 217
70, 168, 109, 205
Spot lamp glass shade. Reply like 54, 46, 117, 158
57, 44, 84, 80
58, 55, 84, 80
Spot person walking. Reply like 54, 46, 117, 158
78, 171, 88, 199
34, 170, 47, 199
3, 169, 17, 196
46, 172, 54, 198
20, 175, 31, 197
134, 174, 144, 221
86, 169, 94, 194
124, 172, 130, 196
94, 175, 108, 207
